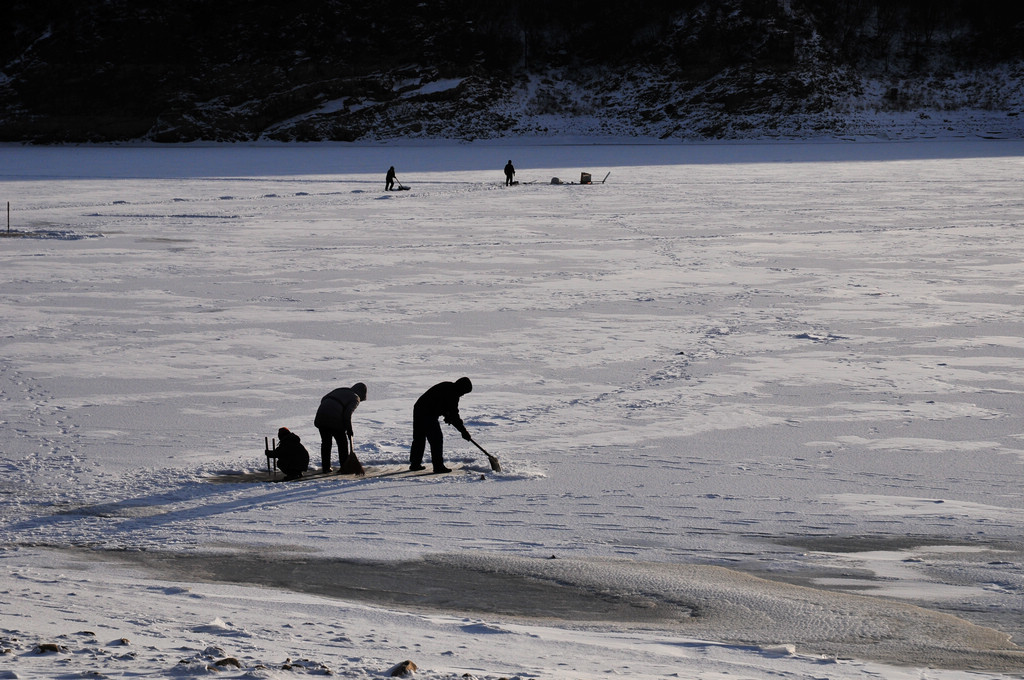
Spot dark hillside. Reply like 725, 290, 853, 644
1, 0, 1022, 142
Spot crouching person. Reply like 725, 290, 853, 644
276, 427, 310, 481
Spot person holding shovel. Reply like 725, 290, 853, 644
409, 376, 473, 474
385, 166, 397, 191
314, 382, 367, 474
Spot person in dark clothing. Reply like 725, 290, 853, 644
410, 377, 473, 473
386, 166, 397, 191
503, 160, 515, 186
314, 382, 367, 473
276, 427, 310, 481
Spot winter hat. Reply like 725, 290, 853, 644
455, 376, 473, 394
278, 427, 291, 439
351, 382, 367, 401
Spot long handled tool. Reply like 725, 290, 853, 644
341, 433, 366, 476
468, 437, 501, 472
264, 436, 277, 476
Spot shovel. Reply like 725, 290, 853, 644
340, 433, 366, 476
468, 437, 501, 472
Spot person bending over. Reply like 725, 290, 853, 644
314, 382, 367, 473
410, 377, 473, 474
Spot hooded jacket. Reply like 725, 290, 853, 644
314, 383, 365, 434
276, 427, 309, 475
413, 377, 472, 433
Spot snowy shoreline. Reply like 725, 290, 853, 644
7, 544, 1024, 676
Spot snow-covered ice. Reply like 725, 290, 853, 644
2, 139, 1024, 678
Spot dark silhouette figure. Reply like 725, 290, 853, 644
276, 427, 310, 481
386, 166, 397, 191
314, 382, 367, 473
410, 377, 473, 473
504, 160, 516, 186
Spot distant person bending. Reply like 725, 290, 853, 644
410, 377, 473, 473
504, 160, 516, 186
314, 382, 367, 473
275, 427, 310, 481
386, 166, 397, 191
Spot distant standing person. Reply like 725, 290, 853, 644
386, 166, 397, 191
314, 382, 367, 473
275, 427, 310, 481
504, 160, 516, 186
410, 377, 473, 473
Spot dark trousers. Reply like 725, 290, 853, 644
319, 428, 348, 471
410, 413, 444, 469
278, 455, 307, 478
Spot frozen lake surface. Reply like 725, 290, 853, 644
2, 140, 1024, 678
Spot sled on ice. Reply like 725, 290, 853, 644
549, 171, 610, 185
